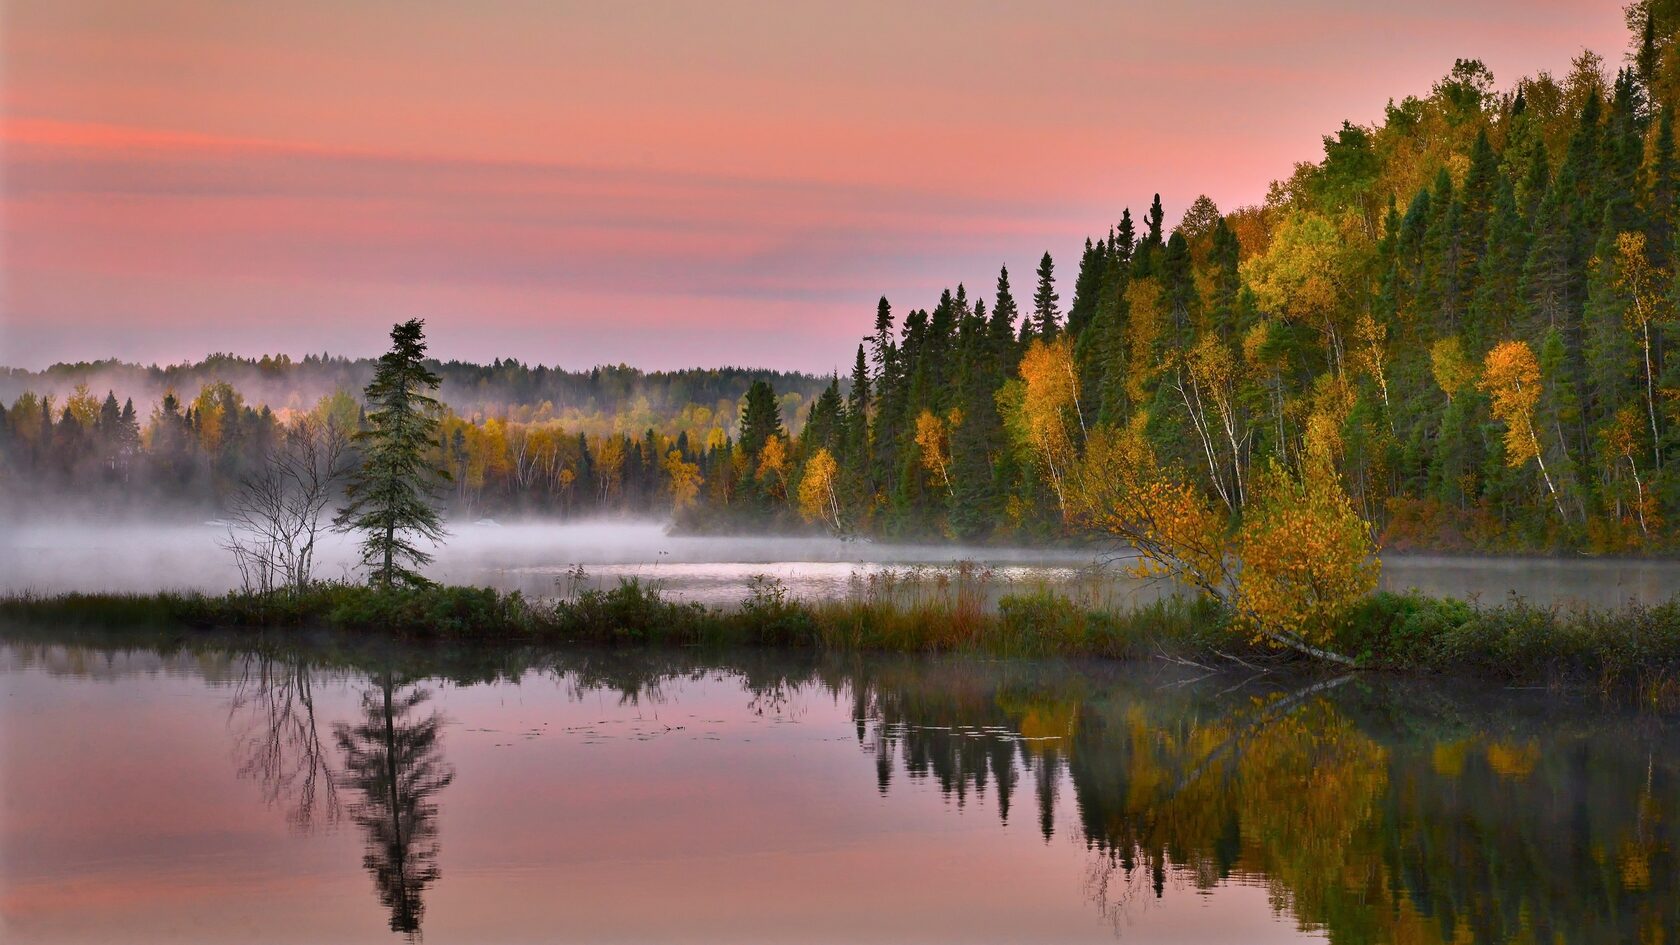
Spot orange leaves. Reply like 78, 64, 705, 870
1071, 421, 1231, 597
1479, 340, 1542, 468
756, 433, 788, 498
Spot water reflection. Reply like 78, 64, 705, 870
334, 672, 454, 935
4, 629, 1679, 943
229, 653, 341, 829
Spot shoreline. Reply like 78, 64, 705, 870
4, 580, 1678, 704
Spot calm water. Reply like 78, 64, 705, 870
2, 628, 1676, 943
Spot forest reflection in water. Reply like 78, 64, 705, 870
2, 629, 1677, 944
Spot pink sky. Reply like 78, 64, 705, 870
0, 1, 1630, 372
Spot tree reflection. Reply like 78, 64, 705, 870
844, 659, 1680, 944
333, 671, 455, 936
27, 626, 1679, 944
229, 651, 340, 829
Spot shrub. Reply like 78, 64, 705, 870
1335, 591, 1474, 669
327, 584, 527, 638
547, 578, 712, 644
738, 576, 818, 646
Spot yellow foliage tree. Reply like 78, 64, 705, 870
1009, 337, 1085, 513
1351, 313, 1392, 425
1606, 230, 1670, 469
1428, 336, 1478, 402
1479, 340, 1566, 519
1232, 451, 1379, 652
662, 449, 703, 513
1071, 411, 1374, 662
756, 434, 789, 500
913, 408, 957, 497
1240, 211, 1365, 372
1070, 418, 1231, 599
65, 383, 101, 429
1179, 333, 1245, 509
797, 447, 842, 530
1125, 278, 1166, 403
594, 435, 625, 503
191, 381, 241, 454
1598, 405, 1655, 539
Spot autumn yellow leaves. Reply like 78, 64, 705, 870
1004, 334, 1378, 659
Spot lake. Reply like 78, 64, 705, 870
2, 629, 1676, 943
4, 519, 1680, 609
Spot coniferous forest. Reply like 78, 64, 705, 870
6, 5, 1680, 556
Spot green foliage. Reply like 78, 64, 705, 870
547, 578, 715, 645
327, 585, 525, 638
336, 319, 450, 587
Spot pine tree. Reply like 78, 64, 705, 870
336, 319, 450, 588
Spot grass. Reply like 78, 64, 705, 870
5, 576, 1680, 698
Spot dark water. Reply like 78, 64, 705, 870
2, 628, 1676, 944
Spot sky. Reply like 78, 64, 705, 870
0, 1, 1632, 373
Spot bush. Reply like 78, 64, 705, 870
1335, 591, 1474, 669
546, 578, 713, 644
327, 584, 527, 638
738, 577, 819, 646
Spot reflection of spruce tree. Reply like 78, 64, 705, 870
334, 673, 455, 936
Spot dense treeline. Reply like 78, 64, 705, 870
5, 4, 1680, 556
781, 3, 1680, 555
0, 355, 826, 425
0, 358, 826, 516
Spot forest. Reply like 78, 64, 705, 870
4, 3, 1680, 559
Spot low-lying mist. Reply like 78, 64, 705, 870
6, 514, 1679, 610
0, 515, 1104, 602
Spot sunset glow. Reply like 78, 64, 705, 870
1, 0, 1626, 370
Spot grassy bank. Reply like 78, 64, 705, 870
3, 578, 1679, 697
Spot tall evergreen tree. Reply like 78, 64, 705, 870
1030, 252, 1060, 340
738, 379, 785, 457
336, 319, 450, 588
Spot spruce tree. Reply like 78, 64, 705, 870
738, 379, 784, 457
846, 344, 871, 462
1031, 252, 1060, 339
336, 319, 450, 588
990, 265, 1020, 355
1066, 238, 1106, 338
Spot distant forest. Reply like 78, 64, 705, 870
4, 3, 1680, 553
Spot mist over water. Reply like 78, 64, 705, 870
3, 514, 1679, 609
0, 517, 1103, 604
